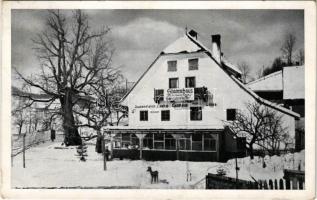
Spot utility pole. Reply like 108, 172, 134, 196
23, 133, 26, 168
102, 132, 107, 171
235, 152, 240, 188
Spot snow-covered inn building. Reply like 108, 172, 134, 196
108, 29, 300, 162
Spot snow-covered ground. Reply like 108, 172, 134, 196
11, 142, 305, 189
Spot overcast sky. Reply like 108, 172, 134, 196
12, 9, 304, 83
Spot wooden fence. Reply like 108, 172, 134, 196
206, 169, 305, 190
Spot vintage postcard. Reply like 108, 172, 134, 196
1, 1, 316, 199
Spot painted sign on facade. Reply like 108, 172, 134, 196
166, 88, 194, 102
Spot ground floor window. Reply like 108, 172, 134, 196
131, 134, 139, 147
122, 133, 131, 148
192, 133, 202, 150
165, 133, 176, 150
113, 131, 218, 152
179, 134, 191, 150
114, 133, 140, 149
204, 133, 217, 151
143, 133, 153, 149
154, 132, 164, 149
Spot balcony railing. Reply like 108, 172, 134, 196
154, 87, 209, 103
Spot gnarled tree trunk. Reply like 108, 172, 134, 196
60, 88, 82, 146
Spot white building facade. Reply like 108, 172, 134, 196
109, 30, 300, 161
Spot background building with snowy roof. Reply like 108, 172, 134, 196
108, 29, 300, 162
247, 65, 305, 151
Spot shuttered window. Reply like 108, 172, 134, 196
168, 60, 177, 72
140, 110, 148, 121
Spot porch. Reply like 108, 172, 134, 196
107, 129, 223, 162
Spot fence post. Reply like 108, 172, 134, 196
269, 179, 273, 189
274, 179, 278, 190
258, 180, 262, 189
292, 179, 298, 190
285, 179, 290, 189
279, 179, 284, 190
263, 180, 268, 189
23, 134, 26, 168
102, 135, 107, 171
299, 179, 304, 189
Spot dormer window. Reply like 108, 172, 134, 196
189, 58, 198, 70
168, 60, 177, 72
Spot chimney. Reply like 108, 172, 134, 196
188, 29, 198, 39
211, 34, 221, 63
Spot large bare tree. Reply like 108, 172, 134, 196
226, 102, 289, 159
15, 10, 121, 146
281, 33, 296, 66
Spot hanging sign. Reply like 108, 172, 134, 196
166, 88, 194, 102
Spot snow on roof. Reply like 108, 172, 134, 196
283, 65, 304, 99
162, 35, 203, 54
185, 32, 242, 75
232, 75, 300, 119
221, 58, 242, 75
246, 65, 304, 100
247, 70, 283, 91
121, 30, 256, 103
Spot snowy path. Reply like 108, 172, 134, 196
11, 142, 304, 189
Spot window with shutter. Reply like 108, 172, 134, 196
140, 110, 148, 121
167, 60, 177, 72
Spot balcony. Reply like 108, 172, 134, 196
154, 87, 209, 103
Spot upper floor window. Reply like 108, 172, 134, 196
161, 110, 170, 121
190, 107, 202, 121
167, 60, 177, 72
188, 58, 199, 70
226, 109, 236, 121
185, 77, 196, 88
154, 89, 164, 103
169, 78, 179, 88
140, 110, 148, 121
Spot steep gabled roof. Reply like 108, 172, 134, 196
121, 31, 240, 103
247, 70, 283, 91
119, 30, 299, 119
232, 76, 300, 118
221, 58, 242, 75
247, 65, 304, 100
